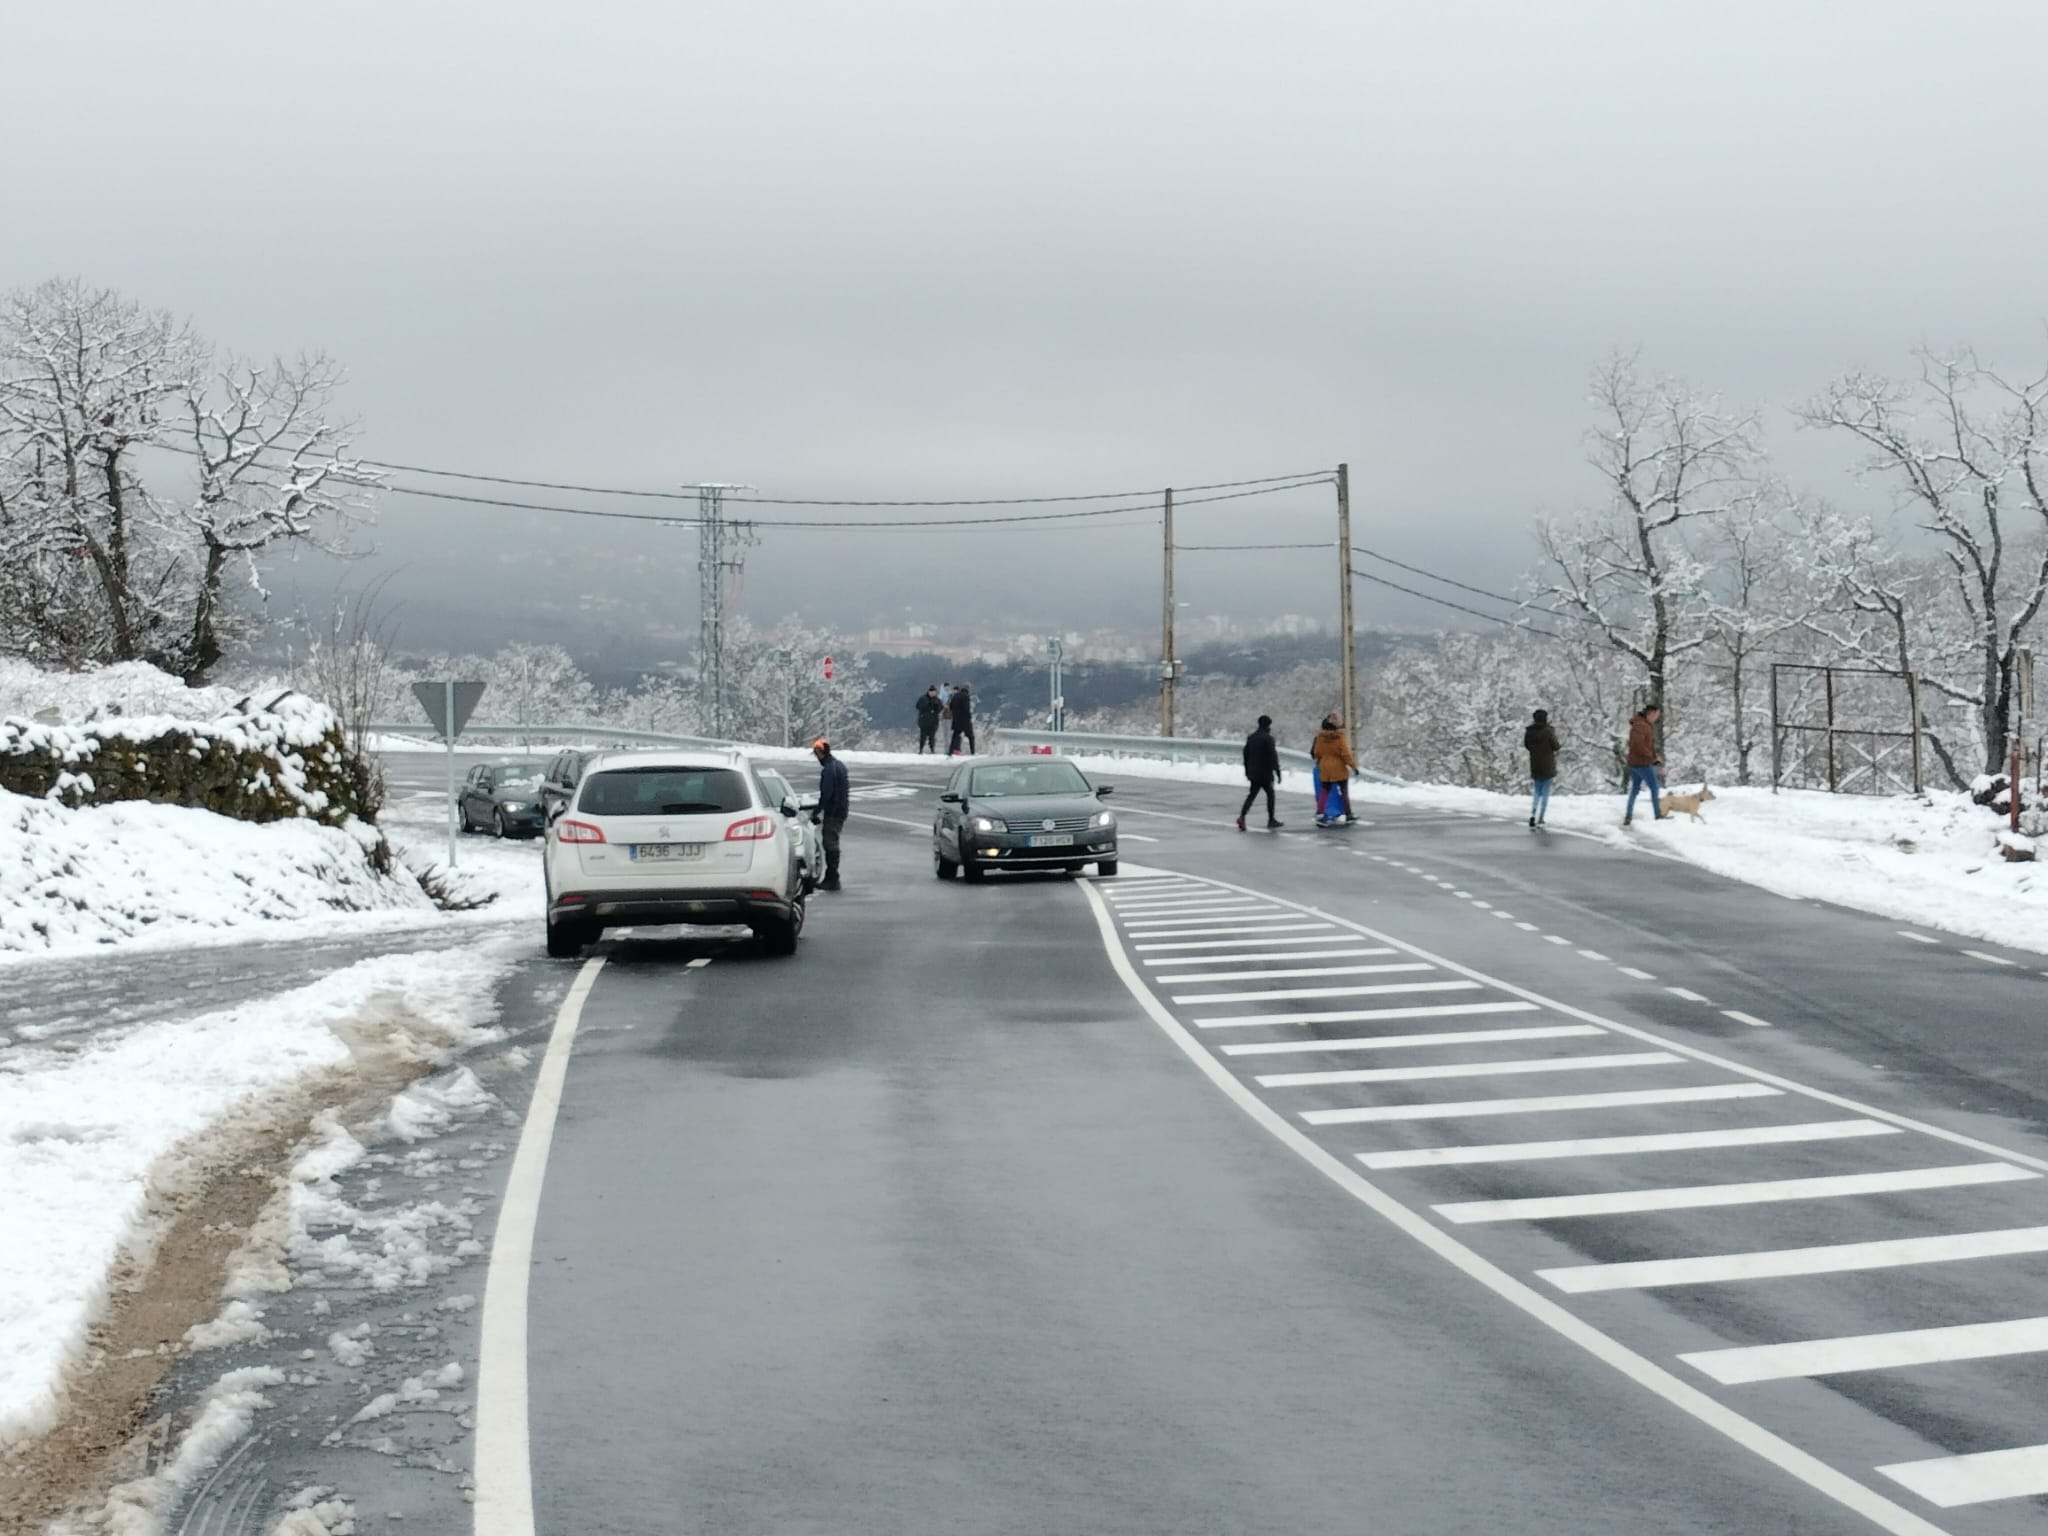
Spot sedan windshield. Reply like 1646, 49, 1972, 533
578, 767, 752, 816
497, 772, 544, 792
968, 761, 1091, 798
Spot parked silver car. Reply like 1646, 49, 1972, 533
758, 766, 823, 895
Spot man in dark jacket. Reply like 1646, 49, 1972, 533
1237, 715, 1284, 831
1622, 703, 1662, 827
947, 683, 976, 756
1523, 708, 1560, 828
915, 686, 943, 753
811, 737, 850, 890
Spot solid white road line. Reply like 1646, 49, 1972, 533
1723, 1010, 1773, 1028
1222, 1024, 1604, 1057
1879, 1442, 2048, 1509
1305, 1083, 1782, 1126
1164, 963, 1432, 984
1360, 1119, 1899, 1170
1073, 881, 1956, 1536
1144, 948, 1396, 968
1259, 1050, 1681, 1090
1105, 881, 1208, 896
1196, 1000, 1539, 1031
1541, 1225, 2048, 1294
1437, 1161, 2034, 1225
1667, 987, 1711, 1003
473, 955, 606, 1536
1135, 934, 1351, 953
1682, 1314, 2048, 1386
1172, 968, 1440, 1002
1896, 930, 1942, 945
1194, 983, 1491, 1024
1123, 917, 1326, 935
1111, 898, 1268, 914
1618, 967, 1656, 980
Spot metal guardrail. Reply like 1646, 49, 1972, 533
992, 727, 1402, 784
369, 722, 739, 751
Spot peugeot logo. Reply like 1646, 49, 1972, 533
1042, 817, 1056, 831
660, 826, 672, 839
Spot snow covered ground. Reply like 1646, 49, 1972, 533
0, 940, 516, 1452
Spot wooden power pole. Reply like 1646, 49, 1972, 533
1161, 486, 1177, 736
1336, 462, 1356, 757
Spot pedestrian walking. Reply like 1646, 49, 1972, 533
947, 683, 976, 756
1524, 708, 1560, 828
915, 685, 943, 754
1237, 714, 1285, 831
1311, 712, 1357, 826
811, 737, 849, 890
1622, 703, 1663, 826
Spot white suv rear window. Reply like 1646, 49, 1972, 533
577, 767, 752, 816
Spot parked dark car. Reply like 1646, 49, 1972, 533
458, 758, 550, 838
540, 748, 598, 820
933, 757, 1117, 881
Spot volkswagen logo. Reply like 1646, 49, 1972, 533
1042, 817, 1056, 831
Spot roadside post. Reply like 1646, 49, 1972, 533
412, 679, 487, 868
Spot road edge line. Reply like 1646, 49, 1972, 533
473, 955, 606, 1536
1075, 879, 1954, 1536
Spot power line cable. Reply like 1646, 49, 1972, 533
1351, 542, 1600, 630
1351, 567, 1564, 638
1177, 541, 1334, 551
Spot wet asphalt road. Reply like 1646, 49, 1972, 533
512, 764, 2048, 1536
83, 754, 2048, 1534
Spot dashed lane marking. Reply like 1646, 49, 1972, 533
1898, 931, 1943, 945
1543, 935, 1571, 946
1514, 921, 1539, 931
1723, 1010, 1773, 1029
1576, 949, 1609, 962
1964, 950, 2017, 967
1666, 987, 1710, 1003
1358, 1120, 1900, 1171
1436, 1161, 2035, 1226
1617, 967, 1656, 981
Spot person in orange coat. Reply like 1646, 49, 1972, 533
1311, 712, 1357, 826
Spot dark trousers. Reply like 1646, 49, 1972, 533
821, 816, 845, 881
1239, 780, 1276, 821
918, 724, 938, 752
949, 724, 976, 755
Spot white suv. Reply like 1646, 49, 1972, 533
542, 749, 806, 958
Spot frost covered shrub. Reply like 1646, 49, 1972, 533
0, 690, 389, 869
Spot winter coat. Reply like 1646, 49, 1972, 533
1243, 726, 1281, 784
816, 756, 850, 821
917, 694, 943, 728
1625, 713, 1660, 768
1524, 722, 1560, 780
1311, 726, 1356, 783
949, 690, 973, 728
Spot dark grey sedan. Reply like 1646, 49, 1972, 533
458, 759, 550, 838
933, 758, 1118, 881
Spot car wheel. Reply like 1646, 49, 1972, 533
457, 802, 473, 833
493, 809, 508, 839
758, 902, 803, 956
961, 857, 985, 883
546, 917, 591, 959
1096, 859, 1119, 877
934, 851, 958, 880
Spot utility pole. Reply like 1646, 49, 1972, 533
1161, 487, 1177, 737
1336, 462, 1357, 760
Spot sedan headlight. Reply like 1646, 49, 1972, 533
1093, 810, 1115, 828
972, 816, 1009, 833
501, 801, 531, 812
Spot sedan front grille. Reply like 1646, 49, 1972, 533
1016, 814, 1096, 834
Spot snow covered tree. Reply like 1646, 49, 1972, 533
0, 279, 375, 681
1801, 349, 2048, 776
1534, 355, 1762, 747
724, 619, 883, 747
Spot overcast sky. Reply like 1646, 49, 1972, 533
9, 1, 2047, 643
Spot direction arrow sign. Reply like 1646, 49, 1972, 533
412, 679, 487, 742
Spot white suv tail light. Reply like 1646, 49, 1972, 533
725, 814, 775, 842
558, 818, 606, 844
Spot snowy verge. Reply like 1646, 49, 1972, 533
0, 788, 438, 960
0, 940, 515, 1450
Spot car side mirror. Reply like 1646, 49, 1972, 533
779, 800, 799, 818
940, 792, 963, 804
1095, 785, 1114, 798
797, 792, 821, 812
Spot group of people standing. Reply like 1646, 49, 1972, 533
1236, 711, 1359, 830
914, 683, 976, 756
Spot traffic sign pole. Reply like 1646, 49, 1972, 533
445, 680, 459, 869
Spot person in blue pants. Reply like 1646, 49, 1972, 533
1622, 704, 1662, 826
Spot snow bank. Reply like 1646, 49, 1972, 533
0, 788, 435, 959
0, 659, 252, 725
0, 941, 515, 1449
